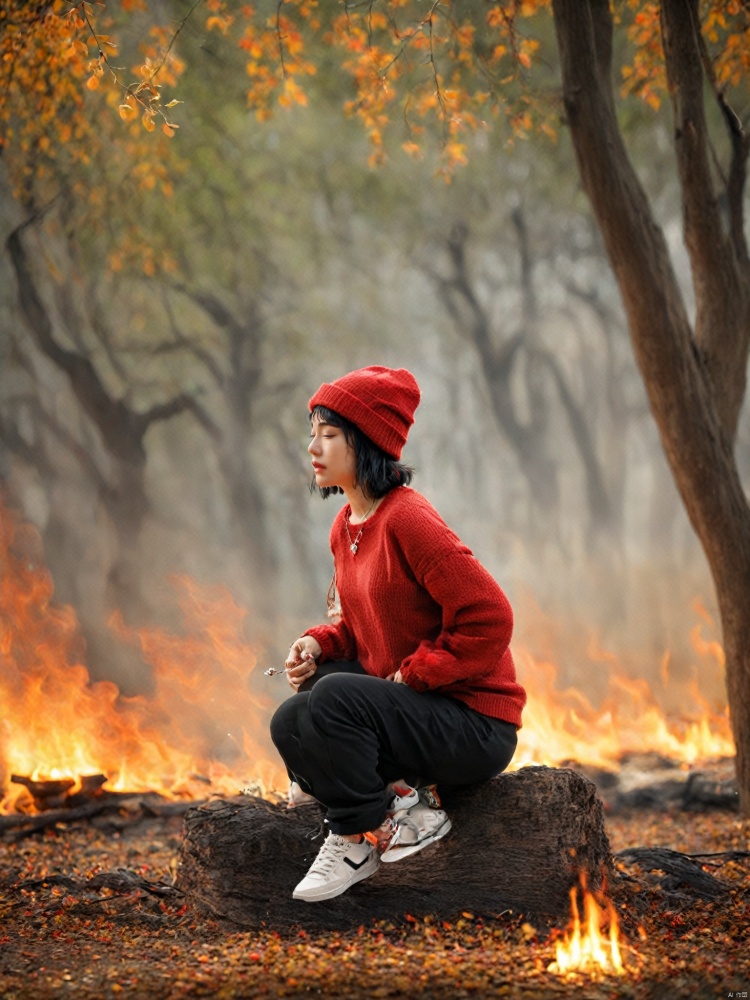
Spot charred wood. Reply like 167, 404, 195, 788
615, 847, 733, 899
0, 791, 204, 840
565, 755, 739, 813
10, 774, 76, 810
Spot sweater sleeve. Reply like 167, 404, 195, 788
303, 618, 358, 664
396, 530, 514, 693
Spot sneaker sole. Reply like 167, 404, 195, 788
292, 852, 380, 902
380, 816, 452, 863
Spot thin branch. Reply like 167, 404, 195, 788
148, 0, 203, 84
692, 6, 749, 259
135, 392, 215, 439
76, 0, 198, 125
160, 287, 225, 387
276, 0, 288, 77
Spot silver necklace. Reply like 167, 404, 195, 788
345, 499, 376, 555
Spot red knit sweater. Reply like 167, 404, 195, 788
305, 487, 526, 727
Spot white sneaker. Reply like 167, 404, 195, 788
381, 784, 451, 863
293, 833, 379, 902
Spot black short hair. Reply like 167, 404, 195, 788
310, 405, 414, 499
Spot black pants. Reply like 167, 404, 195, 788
269, 660, 518, 835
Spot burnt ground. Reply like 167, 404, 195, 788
0, 803, 748, 999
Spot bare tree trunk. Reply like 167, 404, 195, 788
432, 219, 615, 545
7, 221, 197, 627
552, 0, 750, 814
165, 284, 279, 612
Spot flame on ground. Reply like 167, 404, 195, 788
0, 499, 736, 813
548, 876, 625, 977
0, 504, 285, 813
514, 612, 732, 769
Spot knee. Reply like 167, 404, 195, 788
307, 672, 368, 724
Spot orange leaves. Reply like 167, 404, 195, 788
232, 1, 553, 174
5, 0, 748, 201
1, 0, 185, 208
1, 0, 185, 283
238, 4, 318, 122
118, 99, 136, 121
707, 0, 750, 90
620, 0, 748, 111
620, 0, 665, 108
206, 14, 234, 35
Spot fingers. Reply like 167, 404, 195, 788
285, 637, 322, 669
284, 638, 321, 690
286, 652, 316, 689
284, 640, 303, 671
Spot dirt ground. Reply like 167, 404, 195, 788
1, 803, 748, 999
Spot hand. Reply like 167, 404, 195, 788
285, 636, 322, 690
387, 669, 406, 684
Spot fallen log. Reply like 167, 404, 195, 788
176, 765, 613, 930
614, 847, 731, 899
0, 792, 203, 840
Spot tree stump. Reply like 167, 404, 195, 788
176, 766, 613, 930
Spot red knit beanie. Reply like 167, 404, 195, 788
309, 366, 421, 459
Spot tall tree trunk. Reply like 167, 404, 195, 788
552, 0, 750, 814
7, 221, 198, 628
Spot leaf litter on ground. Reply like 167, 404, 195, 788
0, 806, 748, 999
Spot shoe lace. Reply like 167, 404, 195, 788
309, 835, 358, 875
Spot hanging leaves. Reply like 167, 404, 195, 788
2, 0, 749, 195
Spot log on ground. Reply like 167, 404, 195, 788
176, 766, 613, 930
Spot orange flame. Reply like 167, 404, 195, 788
548, 876, 626, 976
0, 503, 285, 813
0, 498, 736, 813
514, 619, 733, 769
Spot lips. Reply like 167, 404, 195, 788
312, 463, 325, 471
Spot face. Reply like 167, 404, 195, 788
308, 415, 357, 491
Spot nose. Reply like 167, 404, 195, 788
308, 435, 319, 456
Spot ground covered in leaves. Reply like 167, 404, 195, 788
1, 802, 748, 999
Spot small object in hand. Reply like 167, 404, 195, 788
264, 666, 287, 677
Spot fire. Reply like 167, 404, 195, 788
0, 503, 285, 813
0, 498, 736, 813
548, 877, 625, 977
514, 615, 733, 769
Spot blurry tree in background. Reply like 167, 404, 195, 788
1, 2, 749, 809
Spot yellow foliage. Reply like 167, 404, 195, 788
1, 0, 747, 194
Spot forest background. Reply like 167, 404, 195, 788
0, 1, 744, 793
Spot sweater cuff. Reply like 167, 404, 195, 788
400, 641, 458, 692
303, 625, 337, 663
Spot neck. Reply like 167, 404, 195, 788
345, 487, 377, 523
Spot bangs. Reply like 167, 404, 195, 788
310, 405, 347, 429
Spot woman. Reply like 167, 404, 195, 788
270, 365, 526, 903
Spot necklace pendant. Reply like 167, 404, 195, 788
350, 542, 358, 554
